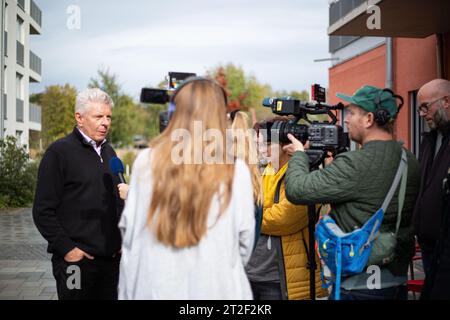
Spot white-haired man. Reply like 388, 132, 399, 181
33, 88, 124, 300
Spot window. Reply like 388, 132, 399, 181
16, 73, 23, 99
2, 68, 6, 120
4, 3, 8, 32
3, 4, 7, 57
16, 16, 24, 44
3, 66, 6, 94
410, 90, 429, 158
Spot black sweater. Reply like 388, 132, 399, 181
33, 128, 124, 258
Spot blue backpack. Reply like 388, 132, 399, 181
315, 149, 408, 300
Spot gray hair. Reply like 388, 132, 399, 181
75, 88, 114, 114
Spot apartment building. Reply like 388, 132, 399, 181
1, 0, 42, 150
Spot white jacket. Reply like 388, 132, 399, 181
118, 149, 255, 300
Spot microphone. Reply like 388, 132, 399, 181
109, 157, 126, 184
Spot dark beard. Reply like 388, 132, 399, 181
434, 107, 449, 131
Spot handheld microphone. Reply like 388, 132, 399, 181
109, 157, 126, 184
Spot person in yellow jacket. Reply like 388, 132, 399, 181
245, 117, 328, 300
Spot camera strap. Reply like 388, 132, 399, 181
273, 173, 286, 204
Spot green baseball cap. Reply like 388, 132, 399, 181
336, 85, 399, 118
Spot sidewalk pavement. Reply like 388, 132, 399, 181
0, 208, 57, 300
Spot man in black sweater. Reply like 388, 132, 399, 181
33, 88, 124, 300
413, 79, 450, 299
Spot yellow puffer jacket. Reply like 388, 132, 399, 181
262, 162, 328, 300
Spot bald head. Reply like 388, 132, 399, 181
418, 79, 450, 100
417, 79, 450, 130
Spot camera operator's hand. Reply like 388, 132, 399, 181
283, 134, 306, 155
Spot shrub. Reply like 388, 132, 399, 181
0, 136, 39, 208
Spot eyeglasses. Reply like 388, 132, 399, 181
417, 96, 448, 114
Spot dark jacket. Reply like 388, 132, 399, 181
422, 166, 450, 300
414, 123, 450, 251
33, 127, 124, 258
285, 140, 420, 277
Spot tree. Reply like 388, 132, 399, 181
207, 63, 274, 123
40, 84, 77, 149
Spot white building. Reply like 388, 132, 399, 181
1, 0, 42, 150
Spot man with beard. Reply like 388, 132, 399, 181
414, 79, 450, 299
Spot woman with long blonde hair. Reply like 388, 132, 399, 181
118, 78, 255, 299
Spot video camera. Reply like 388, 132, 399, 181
140, 72, 196, 132
262, 84, 349, 168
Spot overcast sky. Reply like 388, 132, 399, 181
30, 0, 333, 99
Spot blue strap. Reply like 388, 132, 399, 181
335, 238, 342, 300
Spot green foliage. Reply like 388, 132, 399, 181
89, 68, 121, 102
29, 93, 43, 104
40, 84, 77, 149
207, 63, 311, 121
0, 136, 39, 208
273, 89, 309, 101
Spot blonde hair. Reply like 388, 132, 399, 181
230, 111, 262, 205
148, 79, 234, 248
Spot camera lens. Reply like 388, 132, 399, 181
271, 121, 308, 144
285, 123, 308, 144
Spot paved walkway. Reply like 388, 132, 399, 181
0, 208, 57, 300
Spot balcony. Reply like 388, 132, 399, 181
16, 41, 24, 66
30, 0, 42, 30
30, 51, 42, 75
16, 98, 24, 122
29, 103, 41, 124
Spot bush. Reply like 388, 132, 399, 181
0, 136, 39, 208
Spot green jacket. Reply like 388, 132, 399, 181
285, 140, 420, 276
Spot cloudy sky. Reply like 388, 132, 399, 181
30, 0, 333, 99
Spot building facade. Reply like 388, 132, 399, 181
328, 0, 450, 155
1, 0, 42, 150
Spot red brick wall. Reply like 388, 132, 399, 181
329, 44, 386, 106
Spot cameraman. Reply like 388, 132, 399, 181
283, 85, 420, 300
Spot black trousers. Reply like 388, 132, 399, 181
250, 281, 283, 300
51, 254, 120, 300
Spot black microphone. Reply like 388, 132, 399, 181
109, 157, 126, 184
